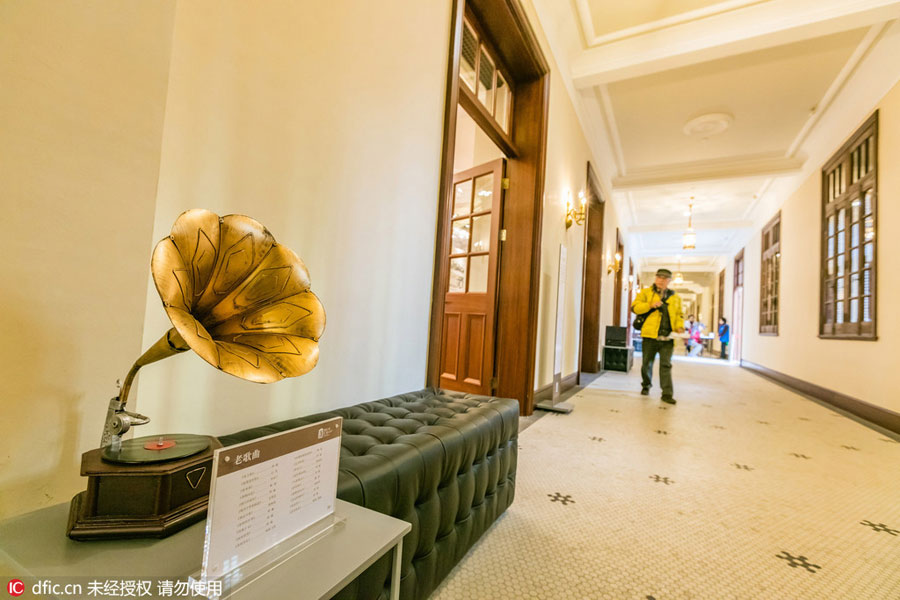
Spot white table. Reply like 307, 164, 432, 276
0, 499, 410, 600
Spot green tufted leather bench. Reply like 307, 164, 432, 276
218, 387, 519, 600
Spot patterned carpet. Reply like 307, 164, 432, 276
431, 359, 900, 599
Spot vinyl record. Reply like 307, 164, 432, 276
101, 434, 210, 464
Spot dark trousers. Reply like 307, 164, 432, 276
641, 338, 674, 399
720, 342, 728, 359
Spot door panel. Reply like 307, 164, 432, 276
580, 199, 604, 373
439, 158, 505, 395
441, 312, 461, 380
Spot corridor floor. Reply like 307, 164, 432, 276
431, 360, 900, 599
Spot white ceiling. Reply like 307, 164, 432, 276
533, 0, 900, 272
605, 29, 865, 170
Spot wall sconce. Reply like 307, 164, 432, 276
565, 190, 586, 229
607, 252, 622, 275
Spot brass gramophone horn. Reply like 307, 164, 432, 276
101, 208, 326, 450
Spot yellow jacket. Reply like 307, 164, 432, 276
631, 286, 684, 339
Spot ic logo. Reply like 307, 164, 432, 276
7, 579, 24, 597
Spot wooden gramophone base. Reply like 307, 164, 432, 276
67, 490, 209, 540
66, 435, 221, 540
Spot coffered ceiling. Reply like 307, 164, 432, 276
531, 0, 900, 271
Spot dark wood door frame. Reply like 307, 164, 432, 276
612, 228, 625, 326
427, 0, 550, 415
577, 162, 605, 381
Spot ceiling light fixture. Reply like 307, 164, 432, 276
673, 257, 685, 285
682, 198, 696, 250
683, 112, 733, 138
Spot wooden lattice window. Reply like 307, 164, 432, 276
459, 17, 513, 134
820, 112, 877, 339
759, 213, 780, 335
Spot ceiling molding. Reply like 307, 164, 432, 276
575, 0, 767, 48
786, 22, 887, 157
632, 248, 737, 258
570, 0, 900, 88
628, 220, 753, 234
612, 154, 804, 190
595, 86, 626, 176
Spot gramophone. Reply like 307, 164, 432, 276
67, 209, 325, 540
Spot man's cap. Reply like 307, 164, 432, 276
655, 268, 673, 278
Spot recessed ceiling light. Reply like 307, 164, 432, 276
683, 113, 734, 138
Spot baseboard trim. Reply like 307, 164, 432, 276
533, 372, 578, 403
741, 360, 900, 435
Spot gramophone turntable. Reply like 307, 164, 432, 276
67, 209, 325, 540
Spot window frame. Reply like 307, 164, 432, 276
759, 212, 781, 336
459, 13, 515, 140
819, 112, 878, 340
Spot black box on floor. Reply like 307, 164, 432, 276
605, 326, 628, 347
603, 345, 633, 372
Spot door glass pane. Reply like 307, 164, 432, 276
451, 219, 470, 255
473, 173, 494, 212
837, 277, 844, 300
850, 299, 859, 323
825, 282, 834, 303
851, 223, 859, 248
449, 257, 467, 293
837, 254, 844, 276
863, 269, 871, 295
863, 297, 871, 322
838, 208, 845, 231
471, 215, 491, 252
837, 231, 845, 256
460, 23, 478, 92
836, 301, 844, 323
851, 200, 860, 223
495, 73, 511, 132
468, 255, 489, 293
851, 248, 859, 273
827, 215, 835, 236
825, 302, 834, 322
453, 180, 472, 218
477, 51, 495, 112
864, 242, 873, 267
827, 236, 834, 258
851, 272, 860, 297
851, 151, 858, 182
827, 259, 834, 276
864, 190, 873, 215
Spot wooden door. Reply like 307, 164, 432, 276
612, 229, 624, 325
732, 249, 745, 362
439, 158, 506, 394
579, 199, 605, 373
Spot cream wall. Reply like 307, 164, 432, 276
741, 79, 900, 412
522, 0, 626, 389
0, 0, 177, 518
136, 0, 452, 437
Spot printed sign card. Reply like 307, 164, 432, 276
201, 417, 343, 580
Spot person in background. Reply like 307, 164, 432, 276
688, 320, 704, 357
631, 269, 685, 404
684, 314, 695, 353
718, 317, 730, 360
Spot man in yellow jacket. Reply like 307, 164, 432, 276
631, 268, 685, 404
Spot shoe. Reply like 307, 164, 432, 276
640, 388, 650, 396
661, 396, 676, 405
